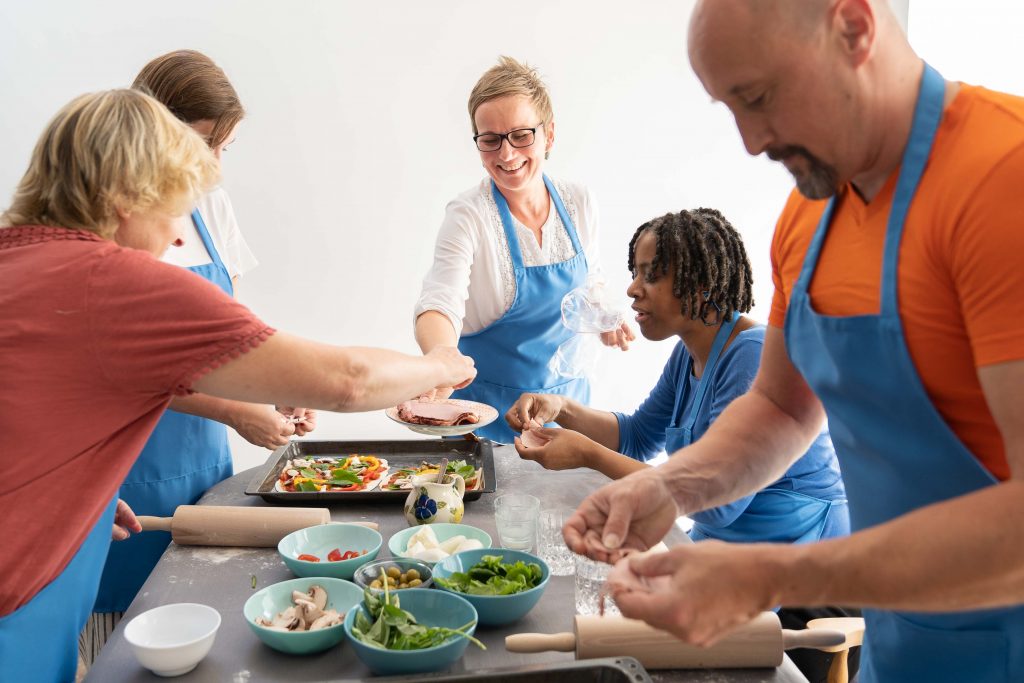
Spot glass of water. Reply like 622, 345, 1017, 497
494, 493, 541, 552
536, 509, 575, 576
574, 554, 619, 616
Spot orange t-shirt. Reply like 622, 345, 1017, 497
769, 84, 1024, 482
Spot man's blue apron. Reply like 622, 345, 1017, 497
666, 314, 840, 544
454, 175, 589, 443
785, 63, 1024, 681
94, 208, 235, 613
0, 498, 116, 682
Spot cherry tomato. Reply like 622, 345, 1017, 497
297, 553, 320, 563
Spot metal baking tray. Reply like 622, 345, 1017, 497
244, 439, 496, 503
369, 657, 653, 683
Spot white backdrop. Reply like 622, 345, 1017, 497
0, 1, 1019, 473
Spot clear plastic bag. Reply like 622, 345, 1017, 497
549, 276, 625, 379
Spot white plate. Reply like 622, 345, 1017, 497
384, 399, 499, 437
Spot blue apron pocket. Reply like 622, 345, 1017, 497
863, 610, 1009, 682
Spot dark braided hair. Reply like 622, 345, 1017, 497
626, 208, 754, 325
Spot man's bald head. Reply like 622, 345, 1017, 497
687, 0, 913, 199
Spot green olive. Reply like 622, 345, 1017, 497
408, 578, 422, 587
405, 569, 420, 581
386, 566, 401, 579
370, 579, 382, 589
398, 582, 409, 589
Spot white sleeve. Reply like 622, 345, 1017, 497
215, 190, 258, 279
413, 199, 481, 339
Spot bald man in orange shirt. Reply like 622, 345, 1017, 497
564, 1, 1024, 681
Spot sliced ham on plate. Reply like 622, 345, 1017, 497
396, 400, 481, 426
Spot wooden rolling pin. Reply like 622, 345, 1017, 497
506, 612, 845, 669
138, 505, 377, 547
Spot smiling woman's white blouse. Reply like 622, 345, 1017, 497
415, 177, 601, 337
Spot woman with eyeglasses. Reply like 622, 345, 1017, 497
506, 208, 857, 683
414, 56, 632, 443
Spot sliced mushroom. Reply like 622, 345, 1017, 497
306, 585, 328, 611
293, 457, 312, 468
269, 606, 304, 631
308, 610, 343, 631
294, 597, 323, 624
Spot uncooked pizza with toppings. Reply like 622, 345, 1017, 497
380, 459, 482, 492
275, 455, 389, 492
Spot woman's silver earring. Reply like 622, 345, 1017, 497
545, 150, 550, 160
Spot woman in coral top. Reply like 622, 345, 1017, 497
0, 88, 476, 683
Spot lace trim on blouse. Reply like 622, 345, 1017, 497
481, 180, 581, 312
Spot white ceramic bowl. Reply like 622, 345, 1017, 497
123, 603, 221, 677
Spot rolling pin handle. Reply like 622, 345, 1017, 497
505, 632, 577, 653
137, 516, 173, 532
781, 628, 847, 650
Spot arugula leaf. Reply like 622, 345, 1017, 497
434, 555, 544, 596
352, 573, 485, 651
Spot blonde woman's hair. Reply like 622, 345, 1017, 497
2, 89, 218, 238
133, 50, 245, 149
468, 56, 553, 134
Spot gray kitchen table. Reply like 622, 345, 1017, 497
87, 443, 807, 682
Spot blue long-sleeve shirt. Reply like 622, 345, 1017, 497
614, 326, 846, 533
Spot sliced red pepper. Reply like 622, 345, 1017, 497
327, 548, 343, 562
297, 553, 320, 563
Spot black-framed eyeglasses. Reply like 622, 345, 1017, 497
473, 122, 544, 152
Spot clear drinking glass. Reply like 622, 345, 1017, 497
493, 493, 541, 552
536, 509, 575, 576
574, 554, 620, 616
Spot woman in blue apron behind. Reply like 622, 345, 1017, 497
413, 56, 632, 444
82, 51, 316, 666
506, 208, 856, 683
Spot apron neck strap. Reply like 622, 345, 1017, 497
190, 208, 227, 270
675, 311, 741, 428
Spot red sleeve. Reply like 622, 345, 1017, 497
86, 248, 275, 396
950, 142, 1024, 367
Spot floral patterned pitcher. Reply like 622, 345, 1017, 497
404, 474, 465, 526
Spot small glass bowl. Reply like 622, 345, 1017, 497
353, 558, 433, 593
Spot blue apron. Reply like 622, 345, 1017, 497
785, 63, 1024, 681
454, 175, 589, 443
0, 498, 116, 683
669, 314, 838, 545
93, 209, 235, 613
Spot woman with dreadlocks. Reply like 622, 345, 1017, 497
507, 208, 855, 682
507, 208, 848, 543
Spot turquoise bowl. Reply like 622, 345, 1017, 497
432, 548, 550, 625
387, 523, 492, 565
278, 524, 382, 579
243, 577, 363, 654
343, 588, 478, 675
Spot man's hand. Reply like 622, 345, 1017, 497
611, 542, 788, 647
505, 393, 566, 431
230, 404, 295, 448
564, 468, 679, 562
514, 427, 594, 470
600, 322, 636, 351
112, 499, 142, 541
